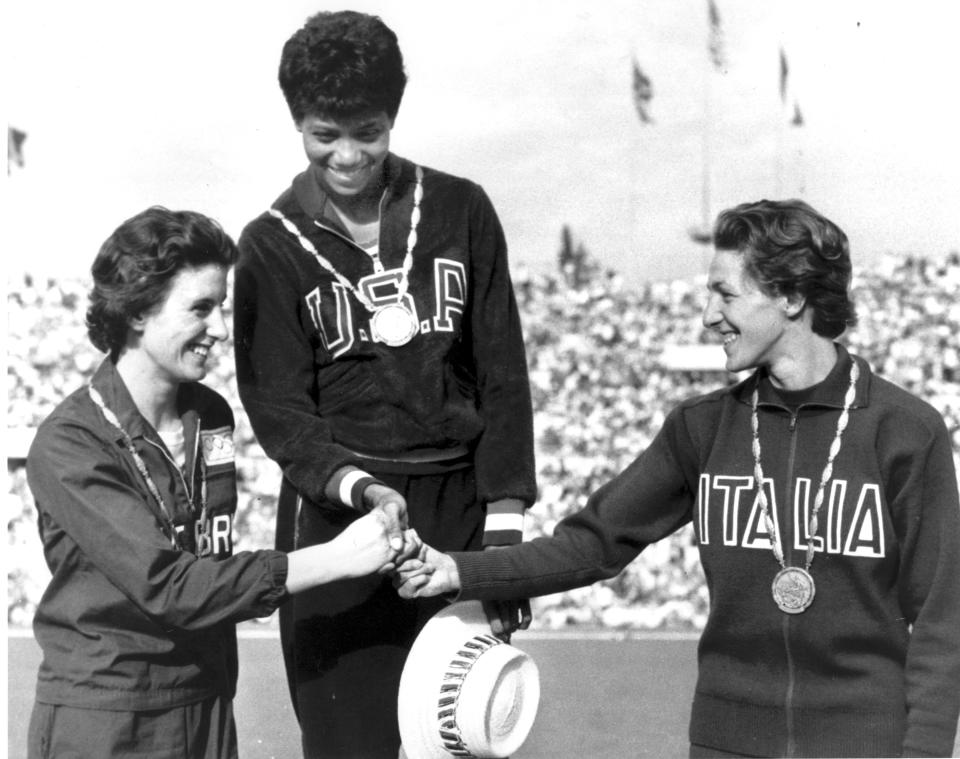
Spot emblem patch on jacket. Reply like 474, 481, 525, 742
200, 427, 235, 466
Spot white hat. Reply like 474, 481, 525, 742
398, 601, 540, 759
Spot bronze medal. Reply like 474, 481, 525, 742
371, 303, 419, 347
771, 566, 816, 614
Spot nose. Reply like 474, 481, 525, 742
207, 306, 229, 341
702, 293, 721, 329
333, 138, 361, 166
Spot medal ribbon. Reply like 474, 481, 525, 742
89, 385, 206, 551
269, 165, 424, 314
751, 360, 859, 571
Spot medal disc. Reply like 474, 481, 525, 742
371, 303, 418, 347
771, 567, 815, 614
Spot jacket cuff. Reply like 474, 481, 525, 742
902, 716, 957, 759
263, 550, 290, 606
482, 499, 525, 546
324, 466, 386, 511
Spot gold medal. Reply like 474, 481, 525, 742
772, 567, 816, 614
270, 166, 426, 350
370, 303, 419, 347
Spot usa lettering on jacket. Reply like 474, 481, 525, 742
304, 258, 467, 356
696, 474, 886, 558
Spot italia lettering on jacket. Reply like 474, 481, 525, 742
695, 473, 886, 558
304, 258, 467, 357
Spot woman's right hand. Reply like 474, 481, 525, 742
284, 519, 421, 593
393, 543, 461, 598
362, 483, 409, 553
336, 512, 420, 578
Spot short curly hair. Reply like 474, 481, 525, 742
713, 199, 857, 339
86, 207, 237, 358
278, 10, 407, 122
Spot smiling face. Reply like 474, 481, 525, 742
703, 249, 799, 374
126, 263, 229, 388
298, 111, 393, 204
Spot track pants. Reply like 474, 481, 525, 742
276, 463, 484, 759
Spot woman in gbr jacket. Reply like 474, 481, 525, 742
25, 207, 412, 759
397, 199, 960, 758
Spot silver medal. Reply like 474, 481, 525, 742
771, 566, 816, 614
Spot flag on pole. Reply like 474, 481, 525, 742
631, 58, 654, 124
778, 48, 804, 127
707, 0, 725, 70
791, 101, 804, 127
8, 127, 27, 172
779, 48, 789, 102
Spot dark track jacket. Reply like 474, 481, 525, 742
452, 345, 960, 758
234, 154, 536, 543
27, 359, 288, 711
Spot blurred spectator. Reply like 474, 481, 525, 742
8, 251, 960, 630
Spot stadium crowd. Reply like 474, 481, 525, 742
8, 249, 960, 631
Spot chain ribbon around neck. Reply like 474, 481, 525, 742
269, 165, 424, 313
750, 360, 859, 570
89, 385, 185, 550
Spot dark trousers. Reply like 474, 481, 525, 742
276, 465, 484, 759
27, 696, 237, 759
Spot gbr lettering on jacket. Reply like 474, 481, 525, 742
175, 514, 233, 558
696, 474, 886, 558
304, 259, 467, 356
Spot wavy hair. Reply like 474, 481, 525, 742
713, 199, 857, 338
86, 207, 237, 357
279, 10, 407, 122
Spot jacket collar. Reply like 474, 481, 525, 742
90, 358, 202, 465
90, 358, 152, 442
735, 343, 870, 410
290, 153, 411, 228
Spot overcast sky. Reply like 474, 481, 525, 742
5, 0, 959, 283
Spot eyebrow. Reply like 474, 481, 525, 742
706, 279, 734, 293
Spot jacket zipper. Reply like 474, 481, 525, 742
311, 185, 390, 262
144, 438, 196, 514
752, 385, 852, 757
760, 403, 801, 757
784, 410, 799, 756
312, 218, 371, 257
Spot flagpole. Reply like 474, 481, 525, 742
701, 49, 713, 269
775, 102, 785, 198
692, 0, 726, 259
775, 47, 786, 197
702, 52, 712, 232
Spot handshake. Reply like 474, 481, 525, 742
338, 493, 459, 598
335, 483, 530, 637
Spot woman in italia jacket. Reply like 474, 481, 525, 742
397, 200, 960, 758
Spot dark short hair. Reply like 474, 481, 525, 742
713, 199, 857, 338
86, 207, 237, 357
278, 10, 407, 122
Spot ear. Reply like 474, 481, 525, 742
783, 292, 806, 319
127, 313, 147, 334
